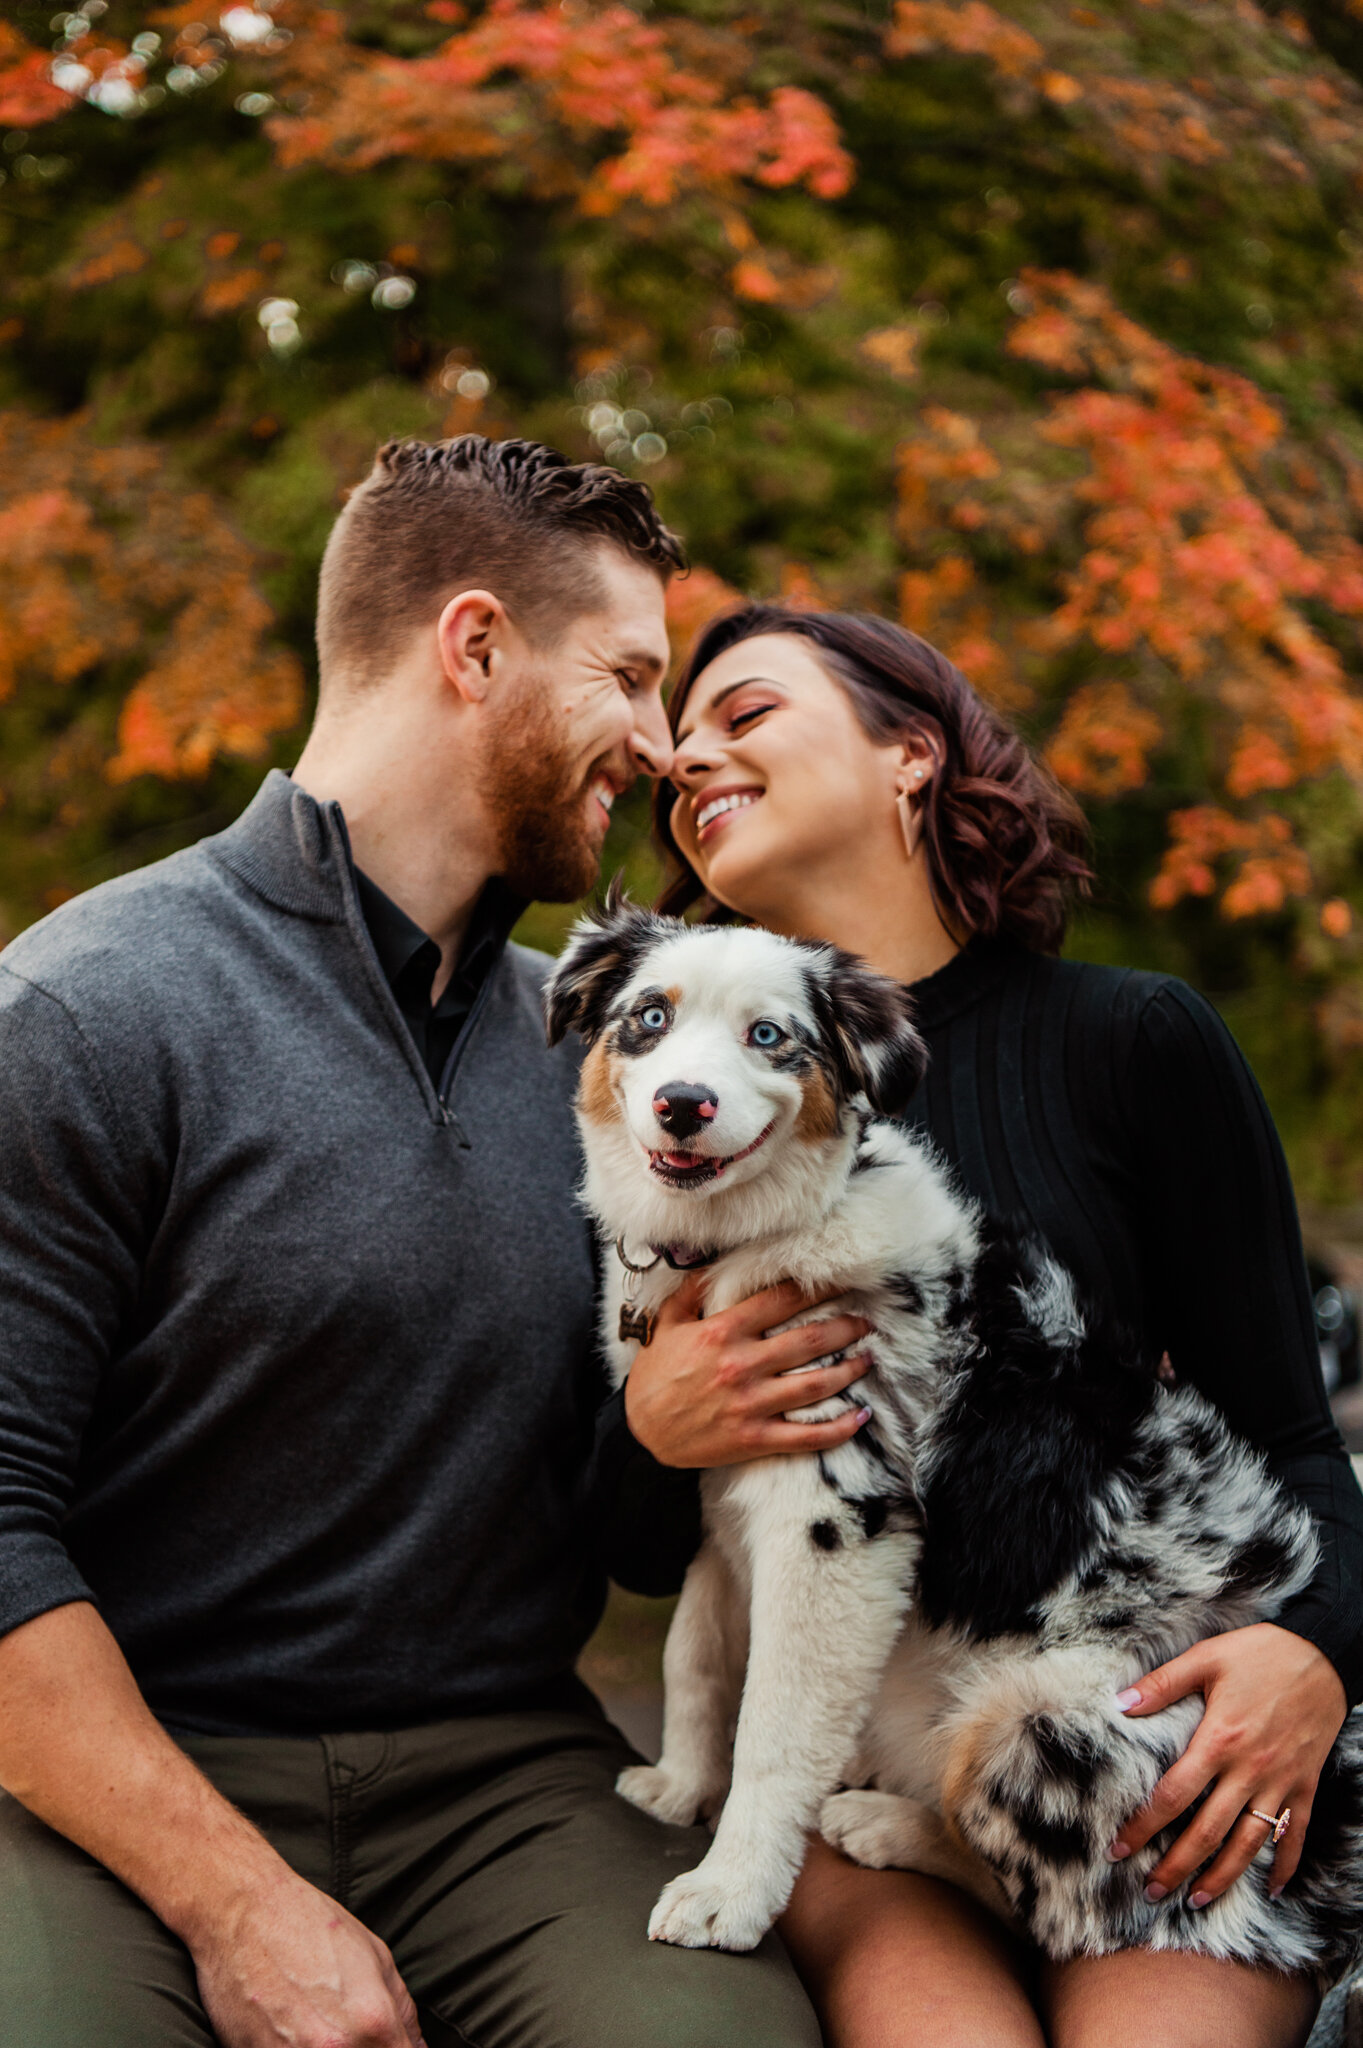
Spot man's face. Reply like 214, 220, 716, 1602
481, 547, 673, 902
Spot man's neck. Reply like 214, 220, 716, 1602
292, 721, 495, 993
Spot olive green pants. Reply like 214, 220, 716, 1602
0, 1696, 821, 2047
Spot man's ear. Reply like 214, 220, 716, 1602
808, 946, 929, 1117
544, 885, 666, 1047
437, 588, 507, 705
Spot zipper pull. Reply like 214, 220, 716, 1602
441, 1101, 472, 1147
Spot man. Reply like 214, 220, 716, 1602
0, 436, 870, 2046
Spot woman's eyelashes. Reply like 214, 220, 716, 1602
727, 699, 779, 733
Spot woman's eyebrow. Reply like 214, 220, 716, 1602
675, 675, 784, 744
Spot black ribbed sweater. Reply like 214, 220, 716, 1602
596, 933, 1363, 1704
901, 935, 1363, 1706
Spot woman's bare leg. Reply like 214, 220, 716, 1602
1042, 1949, 1319, 2048
780, 1837, 1044, 2048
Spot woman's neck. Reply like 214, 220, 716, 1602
742, 860, 963, 988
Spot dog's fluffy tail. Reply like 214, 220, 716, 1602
939, 1650, 1359, 1977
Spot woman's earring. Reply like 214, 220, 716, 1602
895, 787, 922, 860
896, 764, 929, 860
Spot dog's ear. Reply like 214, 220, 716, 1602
543, 885, 661, 1047
809, 947, 928, 1117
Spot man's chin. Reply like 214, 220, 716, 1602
501, 826, 600, 904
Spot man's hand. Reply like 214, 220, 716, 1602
0, 1603, 426, 2048
1107, 1621, 1347, 1906
193, 1873, 425, 2048
624, 1272, 873, 1468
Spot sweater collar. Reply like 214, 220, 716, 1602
205, 771, 526, 963
206, 769, 351, 920
906, 931, 1027, 1029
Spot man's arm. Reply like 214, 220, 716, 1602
0, 971, 421, 2046
0, 1601, 425, 2048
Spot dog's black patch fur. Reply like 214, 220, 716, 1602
803, 951, 928, 1117
615, 987, 675, 1057
886, 1272, 925, 1316
916, 1225, 1156, 1639
1030, 1715, 1104, 1800
544, 887, 671, 1047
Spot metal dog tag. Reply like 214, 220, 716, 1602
619, 1302, 657, 1348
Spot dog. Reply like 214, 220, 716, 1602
544, 897, 1363, 1979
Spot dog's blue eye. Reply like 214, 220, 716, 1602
749, 1020, 783, 1049
639, 1006, 668, 1031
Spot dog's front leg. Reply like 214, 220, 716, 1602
617, 1537, 746, 1826
647, 1500, 916, 1951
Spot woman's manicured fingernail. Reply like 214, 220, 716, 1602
1115, 1687, 1142, 1711
1144, 1882, 1168, 1902
1270, 1886, 1284, 1902
1189, 1890, 1210, 1910
1106, 1840, 1131, 1862
855, 1406, 873, 1424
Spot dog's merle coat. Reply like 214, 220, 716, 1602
545, 901, 1363, 1977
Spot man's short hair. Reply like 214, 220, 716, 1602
316, 435, 687, 688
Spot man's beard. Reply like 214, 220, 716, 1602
478, 685, 605, 903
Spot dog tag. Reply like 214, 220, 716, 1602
619, 1303, 657, 1348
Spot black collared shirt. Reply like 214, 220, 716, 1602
354, 869, 524, 1093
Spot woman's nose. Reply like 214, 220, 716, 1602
669, 736, 721, 788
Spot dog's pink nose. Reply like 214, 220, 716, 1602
652, 1085, 718, 1139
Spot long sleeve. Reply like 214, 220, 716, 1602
0, 967, 147, 1641
1124, 979, 1363, 1703
581, 1386, 701, 1597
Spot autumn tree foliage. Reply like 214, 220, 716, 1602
0, 410, 302, 780
4, 0, 1363, 1184
894, 272, 1363, 932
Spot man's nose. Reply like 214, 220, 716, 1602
652, 1083, 719, 1140
629, 694, 674, 781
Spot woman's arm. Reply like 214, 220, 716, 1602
1125, 978, 1363, 1696
1108, 980, 1359, 1901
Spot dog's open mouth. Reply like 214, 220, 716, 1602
648, 1120, 775, 1190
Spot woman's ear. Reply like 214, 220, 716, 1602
543, 886, 665, 1047
894, 736, 939, 798
810, 947, 929, 1116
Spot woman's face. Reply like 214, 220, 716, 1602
668, 633, 912, 924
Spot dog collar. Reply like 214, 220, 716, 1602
613, 1237, 719, 1278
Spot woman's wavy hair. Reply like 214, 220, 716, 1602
654, 605, 1094, 955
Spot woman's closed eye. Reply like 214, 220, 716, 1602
727, 701, 779, 732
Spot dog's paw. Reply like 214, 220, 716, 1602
646, 1866, 774, 1951
820, 1789, 920, 1870
616, 1764, 717, 1828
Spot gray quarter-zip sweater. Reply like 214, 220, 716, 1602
0, 771, 696, 1736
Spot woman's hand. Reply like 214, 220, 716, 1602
624, 1270, 873, 1468
1108, 1621, 1347, 1905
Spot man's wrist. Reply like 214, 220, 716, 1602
148, 1814, 303, 1952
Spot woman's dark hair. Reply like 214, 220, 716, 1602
655, 604, 1093, 955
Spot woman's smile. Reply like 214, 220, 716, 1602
695, 786, 764, 841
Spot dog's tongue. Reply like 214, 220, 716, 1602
661, 1150, 704, 1171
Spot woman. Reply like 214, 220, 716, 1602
641, 604, 1363, 2048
